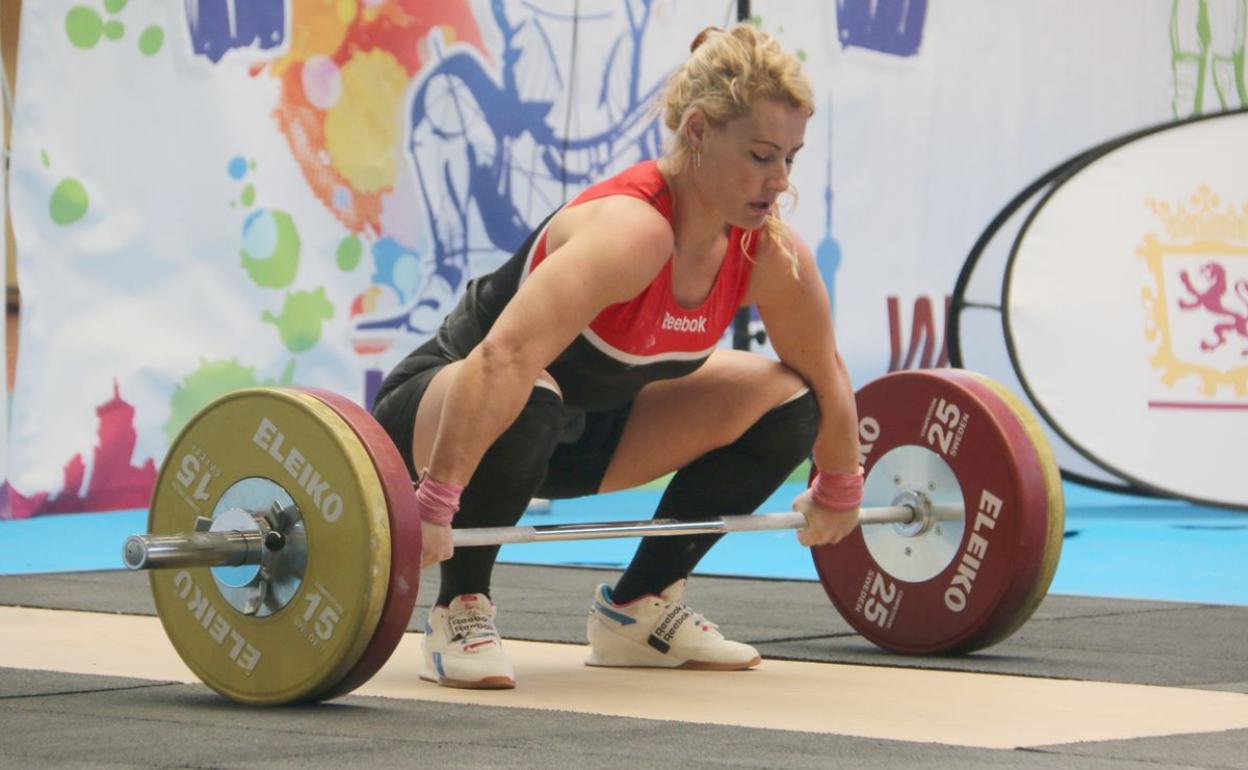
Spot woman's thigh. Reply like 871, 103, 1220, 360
598, 349, 809, 493
396, 361, 561, 480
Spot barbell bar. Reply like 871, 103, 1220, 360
123, 503, 966, 570
127, 369, 1064, 706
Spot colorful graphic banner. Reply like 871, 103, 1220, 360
2, 1, 1220, 518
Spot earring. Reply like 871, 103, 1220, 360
694, 150, 702, 170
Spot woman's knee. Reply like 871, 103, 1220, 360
768, 359, 811, 407
737, 388, 820, 469
467, 385, 566, 497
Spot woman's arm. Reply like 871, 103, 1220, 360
749, 226, 859, 474
747, 225, 862, 545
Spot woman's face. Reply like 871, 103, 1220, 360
694, 98, 809, 231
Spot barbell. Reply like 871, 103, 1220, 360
123, 368, 1064, 705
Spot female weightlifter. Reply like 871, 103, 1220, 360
373, 24, 863, 689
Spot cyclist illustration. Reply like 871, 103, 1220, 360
353, 0, 668, 348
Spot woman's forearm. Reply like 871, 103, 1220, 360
425, 339, 541, 485
810, 353, 861, 475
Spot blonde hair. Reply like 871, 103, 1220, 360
659, 25, 814, 277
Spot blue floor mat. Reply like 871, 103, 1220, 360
1, 482, 1244, 606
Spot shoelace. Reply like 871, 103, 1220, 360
656, 600, 720, 634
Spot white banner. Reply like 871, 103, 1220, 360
1006, 111, 1248, 509
1, 0, 1213, 518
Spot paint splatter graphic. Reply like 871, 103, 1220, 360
262, 289, 335, 353
42, 149, 90, 226
240, 209, 301, 289
228, 157, 339, 354
49, 178, 89, 225
65, 0, 164, 56
337, 236, 363, 271
164, 358, 296, 444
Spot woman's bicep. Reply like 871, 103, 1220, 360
753, 227, 839, 372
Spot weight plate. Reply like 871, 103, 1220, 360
943, 370, 1065, 648
295, 388, 422, 701
810, 370, 1053, 654
859, 444, 965, 583
148, 388, 391, 705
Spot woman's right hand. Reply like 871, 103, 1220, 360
421, 520, 454, 568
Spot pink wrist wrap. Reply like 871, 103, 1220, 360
414, 475, 463, 526
811, 467, 865, 512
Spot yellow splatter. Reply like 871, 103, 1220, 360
273, 0, 357, 73
324, 48, 407, 194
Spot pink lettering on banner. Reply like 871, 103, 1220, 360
887, 295, 951, 371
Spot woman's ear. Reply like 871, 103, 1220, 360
684, 108, 708, 152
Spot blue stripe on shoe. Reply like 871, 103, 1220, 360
433, 651, 445, 679
594, 599, 637, 626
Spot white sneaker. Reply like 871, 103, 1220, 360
585, 580, 761, 670
420, 594, 515, 689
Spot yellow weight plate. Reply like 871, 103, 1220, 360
956, 371, 1065, 647
148, 388, 391, 705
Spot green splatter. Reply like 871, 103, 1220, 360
637, 459, 804, 490
40, 149, 50, 168
336, 236, 363, 271
262, 288, 335, 353
163, 359, 296, 444
240, 209, 301, 289
639, 472, 674, 491
138, 26, 164, 56
50, 178, 89, 225
787, 458, 812, 484
104, 0, 128, 12
750, 14, 764, 28
240, 183, 256, 207
103, 20, 124, 41
66, 6, 104, 49
797, 50, 807, 62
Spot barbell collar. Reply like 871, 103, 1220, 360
122, 531, 267, 571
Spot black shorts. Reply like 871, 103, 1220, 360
370, 349, 634, 500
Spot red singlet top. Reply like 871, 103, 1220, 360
411, 161, 759, 411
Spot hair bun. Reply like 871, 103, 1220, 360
690, 26, 722, 53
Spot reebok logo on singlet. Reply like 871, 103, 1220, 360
660, 311, 708, 334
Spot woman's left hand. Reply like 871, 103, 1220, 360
791, 487, 860, 546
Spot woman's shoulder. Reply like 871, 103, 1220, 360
549, 187, 674, 255
571, 160, 672, 216
742, 219, 815, 304
751, 219, 811, 266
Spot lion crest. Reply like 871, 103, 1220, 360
1177, 261, 1248, 355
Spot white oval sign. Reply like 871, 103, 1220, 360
1005, 110, 1248, 510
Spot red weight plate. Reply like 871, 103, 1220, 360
940, 370, 1064, 649
810, 370, 1051, 654
296, 388, 422, 700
